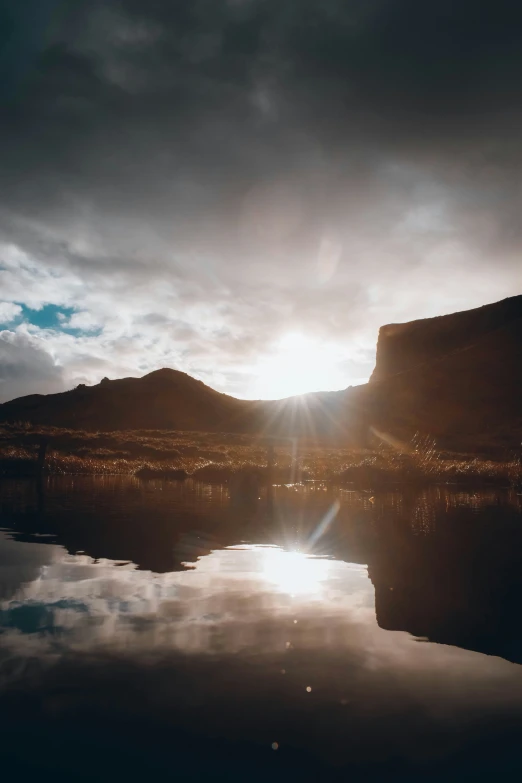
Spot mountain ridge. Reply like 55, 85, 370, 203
1, 295, 521, 449
0, 364, 362, 440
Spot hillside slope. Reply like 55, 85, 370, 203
0, 369, 249, 432
0, 367, 363, 441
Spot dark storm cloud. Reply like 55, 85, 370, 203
1, 0, 521, 398
5, 0, 522, 220
0, 329, 65, 401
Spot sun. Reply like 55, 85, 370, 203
249, 332, 348, 399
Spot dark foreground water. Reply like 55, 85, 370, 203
1, 478, 522, 782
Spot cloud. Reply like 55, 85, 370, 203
0, 1, 521, 400
0, 302, 22, 324
0, 532, 62, 602
0, 327, 65, 401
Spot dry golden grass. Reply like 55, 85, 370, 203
0, 423, 520, 487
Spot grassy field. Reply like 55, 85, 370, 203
0, 423, 520, 488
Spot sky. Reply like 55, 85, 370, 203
1, 0, 521, 402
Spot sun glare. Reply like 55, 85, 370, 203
250, 332, 348, 399
262, 547, 331, 596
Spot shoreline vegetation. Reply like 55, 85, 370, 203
0, 423, 520, 489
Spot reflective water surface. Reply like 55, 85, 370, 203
1, 477, 522, 781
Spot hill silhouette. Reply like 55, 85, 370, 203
0, 368, 252, 432
370, 294, 522, 383
0, 366, 363, 441
366, 295, 522, 450
1, 296, 521, 449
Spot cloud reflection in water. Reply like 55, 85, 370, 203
2, 527, 522, 775
0, 542, 372, 659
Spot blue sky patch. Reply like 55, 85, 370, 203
20, 304, 76, 329
0, 303, 101, 337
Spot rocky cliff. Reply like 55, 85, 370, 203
371, 295, 522, 383
367, 295, 522, 449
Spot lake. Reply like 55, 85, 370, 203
1, 477, 522, 781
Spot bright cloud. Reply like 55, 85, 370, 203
0, 302, 22, 324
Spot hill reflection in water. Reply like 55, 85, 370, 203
1, 478, 522, 780
1, 478, 522, 662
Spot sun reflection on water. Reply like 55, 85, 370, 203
261, 547, 332, 596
